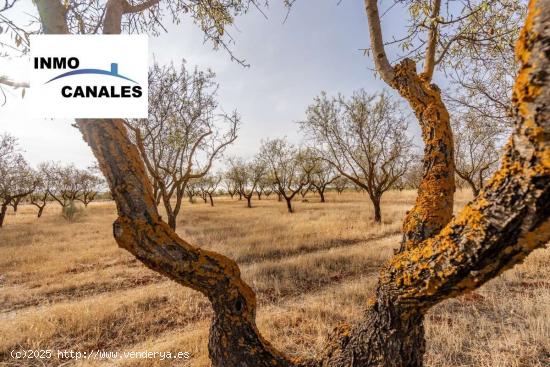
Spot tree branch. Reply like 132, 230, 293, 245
422, 0, 441, 80
0, 76, 29, 88
364, 0, 395, 84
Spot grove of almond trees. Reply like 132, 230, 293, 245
0, 0, 549, 366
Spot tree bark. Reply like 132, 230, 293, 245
364, 0, 455, 251
208, 193, 214, 207
37, 206, 45, 218
284, 197, 293, 213
167, 213, 176, 230
393, 60, 455, 251
11, 197, 22, 213
373, 197, 381, 223
319, 188, 326, 203
0, 204, 7, 228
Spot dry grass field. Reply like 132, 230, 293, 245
0, 190, 548, 367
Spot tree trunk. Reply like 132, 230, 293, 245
246, 196, 252, 208
0, 204, 7, 227
285, 197, 293, 213
167, 213, 176, 230
11, 196, 22, 213
209, 193, 214, 207
392, 60, 455, 251
256, 191, 261, 200
37, 206, 44, 218
319, 188, 326, 203
469, 182, 480, 197
373, 197, 381, 223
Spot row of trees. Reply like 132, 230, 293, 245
0, 133, 104, 227
0, 54, 499, 231
220, 88, 504, 222
224, 142, 340, 212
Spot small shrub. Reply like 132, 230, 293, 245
61, 201, 82, 222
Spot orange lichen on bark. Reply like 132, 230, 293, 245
378, 0, 550, 313
390, 59, 456, 251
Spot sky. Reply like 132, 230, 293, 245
0, 0, 417, 169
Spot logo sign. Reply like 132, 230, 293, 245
29, 35, 148, 118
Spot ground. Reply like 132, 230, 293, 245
0, 190, 548, 367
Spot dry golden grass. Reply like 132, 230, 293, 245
0, 190, 548, 367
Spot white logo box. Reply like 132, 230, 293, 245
29, 35, 148, 118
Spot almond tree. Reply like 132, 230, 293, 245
75, 168, 104, 207
301, 90, 414, 222
308, 156, 339, 203
126, 61, 239, 229
401, 158, 424, 190
197, 174, 222, 207
43, 162, 82, 211
259, 138, 307, 213
0, 134, 35, 227
258, 177, 274, 199
29, 168, 49, 218
4, 1, 550, 366
363, 0, 525, 245
453, 112, 502, 196
223, 174, 238, 200
185, 180, 199, 204
446, 13, 520, 131
332, 176, 349, 195
228, 158, 265, 208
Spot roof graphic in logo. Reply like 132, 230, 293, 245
45, 63, 138, 84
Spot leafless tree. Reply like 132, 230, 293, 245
222, 173, 238, 200
74, 168, 104, 207
254, 183, 264, 200
197, 174, 222, 207
126, 60, 239, 229
259, 177, 274, 199
300, 90, 414, 222
254, 171, 272, 200
332, 176, 349, 195
307, 155, 339, 203
446, 8, 521, 131
43, 163, 79, 210
228, 157, 265, 208
453, 113, 502, 196
259, 138, 307, 213
0, 134, 36, 227
29, 166, 49, 218
185, 180, 199, 204
400, 158, 424, 190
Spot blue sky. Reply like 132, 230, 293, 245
0, 0, 417, 168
